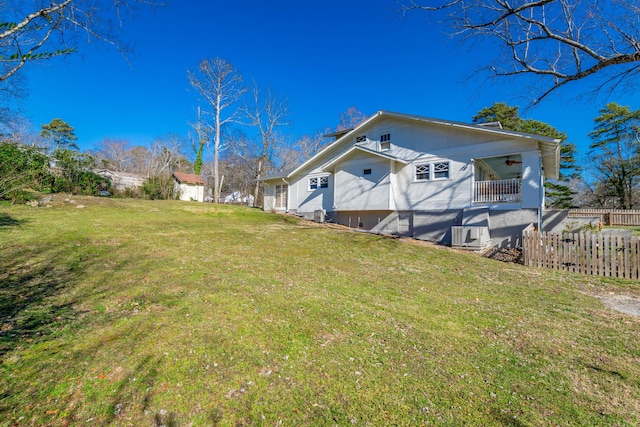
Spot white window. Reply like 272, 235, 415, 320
415, 161, 451, 181
309, 176, 329, 190
415, 164, 430, 181
380, 133, 391, 150
433, 162, 450, 179
356, 135, 367, 143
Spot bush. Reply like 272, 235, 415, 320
142, 174, 176, 200
51, 149, 111, 195
0, 141, 53, 202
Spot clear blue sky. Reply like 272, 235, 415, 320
22, 0, 639, 160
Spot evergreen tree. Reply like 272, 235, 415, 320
588, 103, 640, 209
40, 118, 79, 151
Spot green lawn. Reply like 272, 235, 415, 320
1, 196, 639, 426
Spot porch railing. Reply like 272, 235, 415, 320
474, 178, 522, 203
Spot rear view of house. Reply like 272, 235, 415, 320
262, 111, 560, 249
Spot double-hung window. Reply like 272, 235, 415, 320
309, 177, 318, 190
319, 176, 329, 188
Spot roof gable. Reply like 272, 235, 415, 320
321, 145, 408, 171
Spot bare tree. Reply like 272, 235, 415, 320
148, 134, 184, 176
93, 137, 132, 171
336, 106, 368, 131
1, 0, 162, 83
128, 145, 152, 177
187, 58, 245, 203
400, 0, 640, 103
241, 83, 288, 202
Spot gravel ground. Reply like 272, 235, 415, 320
596, 294, 640, 317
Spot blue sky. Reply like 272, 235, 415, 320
22, 0, 639, 160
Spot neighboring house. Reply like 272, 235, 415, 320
262, 110, 561, 249
222, 191, 255, 206
173, 172, 205, 202
96, 170, 145, 191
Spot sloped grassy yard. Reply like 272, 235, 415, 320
1, 197, 639, 426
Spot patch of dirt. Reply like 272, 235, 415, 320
595, 294, 640, 318
483, 247, 523, 264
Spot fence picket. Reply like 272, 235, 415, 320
568, 209, 640, 226
522, 229, 640, 280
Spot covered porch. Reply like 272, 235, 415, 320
473, 155, 523, 204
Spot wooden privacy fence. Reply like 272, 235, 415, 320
568, 209, 640, 226
523, 227, 640, 280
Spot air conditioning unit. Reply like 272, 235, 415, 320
314, 209, 326, 223
451, 226, 490, 249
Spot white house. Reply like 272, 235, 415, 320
96, 170, 145, 191
173, 172, 205, 202
262, 111, 561, 249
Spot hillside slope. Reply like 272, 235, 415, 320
1, 198, 639, 426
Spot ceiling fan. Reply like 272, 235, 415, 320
505, 157, 522, 166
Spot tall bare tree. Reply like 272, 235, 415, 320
187, 58, 245, 203
1, 0, 162, 83
400, 0, 640, 103
241, 83, 288, 202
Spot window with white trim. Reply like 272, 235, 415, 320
356, 135, 367, 143
309, 176, 329, 190
415, 161, 451, 181
415, 164, 430, 181
380, 133, 391, 150
433, 162, 450, 179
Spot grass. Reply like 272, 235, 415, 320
1, 195, 639, 426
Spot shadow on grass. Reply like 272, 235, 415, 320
0, 244, 85, 357
0, 212, 25, 228
490, 408, 530, 427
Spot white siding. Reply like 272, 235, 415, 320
293, 172, 334, 213
334, 154, 391, 211
263, 114, 552, 215
177, 183, 204, 202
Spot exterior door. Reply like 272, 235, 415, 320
275, 184, 288, 209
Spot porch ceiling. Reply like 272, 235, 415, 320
481, 155, 522, 180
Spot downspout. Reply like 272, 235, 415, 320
538, 154, 544, 232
